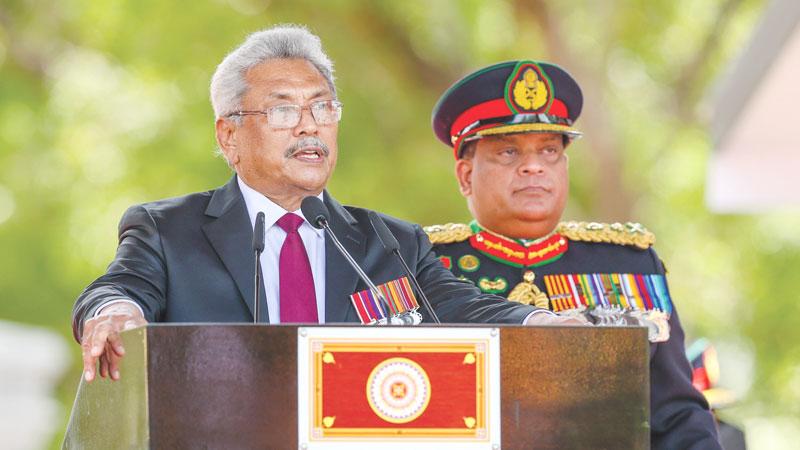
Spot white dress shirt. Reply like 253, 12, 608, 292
238, 177, 327, 324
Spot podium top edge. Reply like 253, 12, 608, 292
140, 323, 648, 330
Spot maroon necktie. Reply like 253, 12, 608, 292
277, 213, 319, 323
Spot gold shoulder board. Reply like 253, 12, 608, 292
424, 223, 473, 245
557, 221, 655, 250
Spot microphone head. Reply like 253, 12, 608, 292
252, 211, 266, 252
301, 196, 330, 229
368, 211, 400, 253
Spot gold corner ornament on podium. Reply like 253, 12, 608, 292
426, 221, 671, 343
297, 327, 501, 449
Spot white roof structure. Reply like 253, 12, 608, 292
706, 0, 800, 212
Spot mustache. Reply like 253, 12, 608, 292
284, 137, 330, 158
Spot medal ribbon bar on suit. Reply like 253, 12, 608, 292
468, 221, 568, 268
378, 276, 420, 312
351, 289, 387, 324
350, 277, 420, 325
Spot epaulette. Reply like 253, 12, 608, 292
424, 223, 473, 245
556, 221, 655, 250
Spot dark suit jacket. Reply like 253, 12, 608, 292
433, 238, 722, 450
72, 177, 538, 340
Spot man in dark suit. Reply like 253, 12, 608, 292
426, 60, 722, 449
74, 26, 571, 383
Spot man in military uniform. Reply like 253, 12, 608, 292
426, 60, 722, 449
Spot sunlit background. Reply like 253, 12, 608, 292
2, 0, 799, 448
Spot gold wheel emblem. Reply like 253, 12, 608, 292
366, 357, 431, 424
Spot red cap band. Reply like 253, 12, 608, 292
449, 99, 512, 142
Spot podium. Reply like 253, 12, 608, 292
63, 324, 649, 449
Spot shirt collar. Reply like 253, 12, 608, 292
237, 176, 325, 236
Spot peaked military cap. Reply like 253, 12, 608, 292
432, 60, 584, 158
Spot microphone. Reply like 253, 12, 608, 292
252, 211, 266, 324
368, 211, 441, 324
301, 196, 329, 229
300, 196, 394, 324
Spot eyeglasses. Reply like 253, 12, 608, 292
226, 100, 343, 129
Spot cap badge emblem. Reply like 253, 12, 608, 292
505, 61, 553, 114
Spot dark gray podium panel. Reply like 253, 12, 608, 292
500, 326, 650, 449
63, 324, 648, 449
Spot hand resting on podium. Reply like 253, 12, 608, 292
524, 312, 589, 326
80, 301, 147, 382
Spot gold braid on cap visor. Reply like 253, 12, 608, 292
451, 113, 582, 155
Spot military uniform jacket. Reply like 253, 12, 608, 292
428, 221, 722, 450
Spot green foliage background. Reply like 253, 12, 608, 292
2, 0, 799, 447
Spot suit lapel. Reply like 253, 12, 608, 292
323, 191, 364, 323
201, 177, 269, 322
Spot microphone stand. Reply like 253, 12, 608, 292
253, 251, 262, 324
367, 211, 440, 324
300, 196, 397, 325
388, 247, 441, 324
318, 218, 394, 324
252, 212, 266, 324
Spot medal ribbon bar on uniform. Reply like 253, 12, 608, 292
543, 273, 673, 315
350, 276, 420, 324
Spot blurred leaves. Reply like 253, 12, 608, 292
3, 0, 800, 447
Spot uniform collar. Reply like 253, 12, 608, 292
470, 220, 559, 248
469, 220, 568, 268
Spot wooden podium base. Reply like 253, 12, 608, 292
63, 324, 648, 449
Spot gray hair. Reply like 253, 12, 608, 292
210, 24, 336, 120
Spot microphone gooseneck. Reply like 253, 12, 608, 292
300, 196, 394, 324
370, 211, 401, 252
252, 212, 266, 324
368, 211, 441, 324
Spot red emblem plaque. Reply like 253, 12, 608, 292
298, 327, 500, 449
